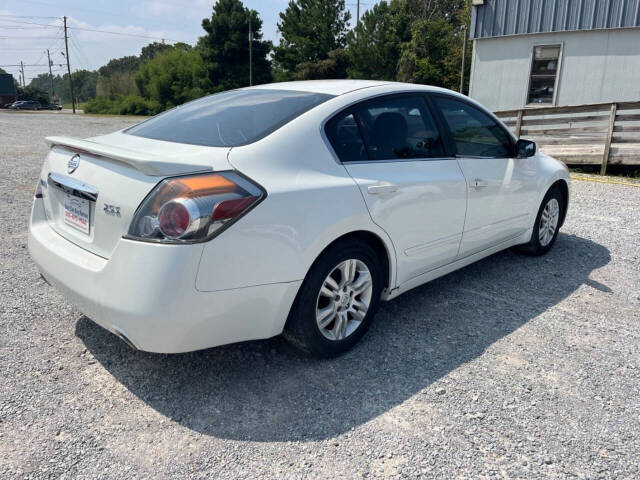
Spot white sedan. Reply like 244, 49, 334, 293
29, 80, 570, 357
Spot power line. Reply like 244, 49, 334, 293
0, 63, 64, 67
67, 25, 186, 42
0, 14, 59, 19
0, 36, 64, 39
69, 36, 90, 70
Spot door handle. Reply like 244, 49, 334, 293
470, 178, 488, 189
367, 183, 398, 195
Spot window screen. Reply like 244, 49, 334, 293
528, 45, 561, 104
434, 97, 512, 158
126, 89, 333, 147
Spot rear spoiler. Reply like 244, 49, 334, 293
45, 136, 213, 177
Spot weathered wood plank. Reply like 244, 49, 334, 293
612, 134, 640, 143
615, 113, 640, 122
494, 100, 640, 118
521, 126, 608, 135
609, 154, 640, 165
601, 103, 617, 175
514, 110, 523, 138
521, 114, 609, 127
520, 103, 611, 115
529, 137, 607, 145
613, 125, 640, 132
615, 101, 640, 111
539, 144, 604, 155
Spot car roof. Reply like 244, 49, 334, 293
249, 80, 442, 96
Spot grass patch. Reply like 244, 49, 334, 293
62, 102, 88, 110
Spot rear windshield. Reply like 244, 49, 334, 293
125, 89, 334, 147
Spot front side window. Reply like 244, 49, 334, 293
528, 45, 561, 105
126, 89, 333, 147
434, 97, 512, 158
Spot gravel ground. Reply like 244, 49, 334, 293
1, 111, 639, 479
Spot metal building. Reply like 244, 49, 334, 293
0, 74, 17, 106
468, 0, 640, 111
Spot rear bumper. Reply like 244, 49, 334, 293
28, 198, 301, 353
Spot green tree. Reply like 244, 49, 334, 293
346, 1, 400, 80
396, 18, 457, 88
136, 47, 211, 108
98, 55, 140, 77
28, 73, 54, 96
198, 0, 272, 91
401, 0, 467, 23
18, 85, 49, 104
293, 49, 348, 80
140, 41, 173, 61
70, 70, 98, 102
274, 0, 351, 77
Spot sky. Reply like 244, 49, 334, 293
0, 0, 379, 85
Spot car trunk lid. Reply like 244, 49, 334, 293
40, 132, 233, 259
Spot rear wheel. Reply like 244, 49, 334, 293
284, 240, 383, 357
516, 186, 563, 255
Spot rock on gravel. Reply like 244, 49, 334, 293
1, 111, 639, 479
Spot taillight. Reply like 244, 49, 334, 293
126, 171, 264, 243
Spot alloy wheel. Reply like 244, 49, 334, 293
539, 197, 560, 247
315, 259, 373, 341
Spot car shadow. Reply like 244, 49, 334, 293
76, 233, 610, 442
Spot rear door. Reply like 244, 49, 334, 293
430, 94, 538, 257
326, 94, 467, 286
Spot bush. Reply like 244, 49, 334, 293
84, 95, 164, 116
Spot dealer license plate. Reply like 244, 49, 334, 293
63, 193, 90, 235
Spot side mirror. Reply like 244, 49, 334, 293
515, 139, 536, 158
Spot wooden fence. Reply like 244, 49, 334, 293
494, 101, 640, 174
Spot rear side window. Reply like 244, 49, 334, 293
434, 97, 512, 158
325, 95, 445, 162
324, 113, 368, 162
126, 89, 333, 147
355, 96, 444, 160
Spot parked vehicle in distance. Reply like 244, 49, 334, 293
43, 103, 62, 110
10, 100, 41, 110
29, 80, 570, 357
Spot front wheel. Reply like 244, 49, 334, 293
515, 186, 563, 255
283, 240, 383, 357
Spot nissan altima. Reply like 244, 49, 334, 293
29, 80, 570, 357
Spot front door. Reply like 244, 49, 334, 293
431, 95, 538, 257
325, 94, 468, 286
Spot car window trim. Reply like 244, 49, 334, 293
324, 92, 456, 164
427, 92, 516, 159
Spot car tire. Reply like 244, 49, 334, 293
515, 186, 564, 256
283, 239, 383, 357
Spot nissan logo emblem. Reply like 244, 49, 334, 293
67, 154, 80, 174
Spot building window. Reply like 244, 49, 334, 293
527, 45, 561, 105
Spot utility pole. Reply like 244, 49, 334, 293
357, 0, 360, 28
248, 13, 253, 86
459, 24, 467, 95
63, 16, 76, 114
20, 61, 25, 87
46, 49, 54, 103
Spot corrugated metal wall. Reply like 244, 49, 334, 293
471, 0, 640, 39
